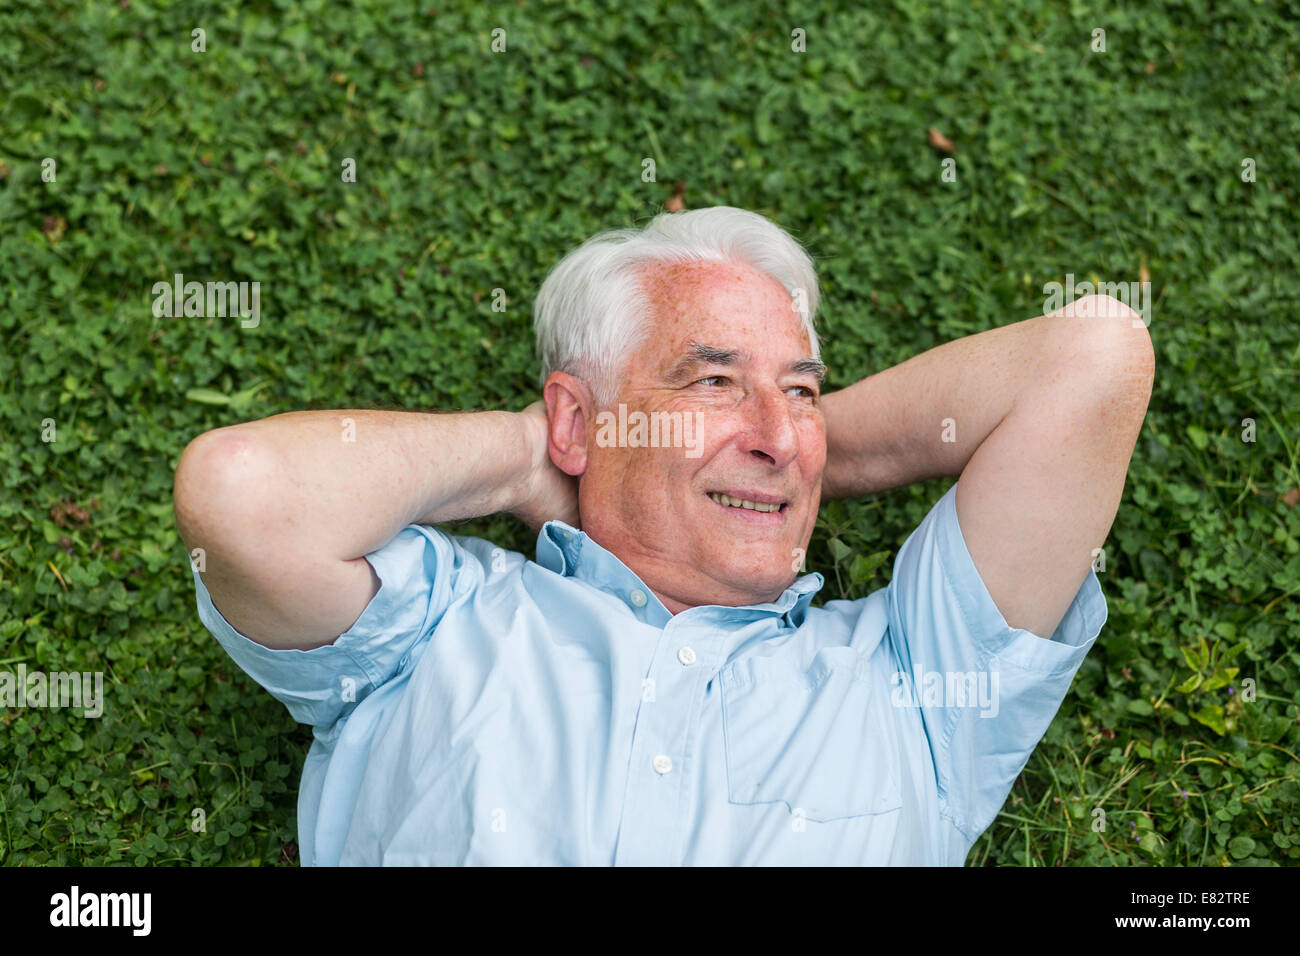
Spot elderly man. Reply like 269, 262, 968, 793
174, 206, 1153, 865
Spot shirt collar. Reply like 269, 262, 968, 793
536, 519, 824, 629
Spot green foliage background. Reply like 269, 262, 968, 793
1, 0, 1297, 865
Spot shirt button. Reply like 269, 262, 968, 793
629, 588, 648, 608
652, 754, 673, 775
677, 646, 697, 666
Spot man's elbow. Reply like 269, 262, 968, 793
1056, 293, 1155, 409
173, 427, 280, 552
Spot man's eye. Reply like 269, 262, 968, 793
695, 376, 730, 387
790, 385, 818, 398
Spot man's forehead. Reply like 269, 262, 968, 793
636, 258, 788, 312
630, 260, 815, 372
639, 257, 757, 287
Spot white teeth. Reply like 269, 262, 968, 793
708, 493, 781, 513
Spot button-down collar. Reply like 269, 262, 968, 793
536, 519, 823, 630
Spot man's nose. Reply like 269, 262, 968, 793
742, 387, 799, 468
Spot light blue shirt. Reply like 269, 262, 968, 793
191, 480, 1106, 865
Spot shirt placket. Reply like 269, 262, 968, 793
612, 607, 727, 866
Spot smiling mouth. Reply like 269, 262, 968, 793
706, 492, 788, 514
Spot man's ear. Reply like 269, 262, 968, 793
543, 372, 593, 477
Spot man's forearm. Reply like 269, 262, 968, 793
820, 299, 1115, 499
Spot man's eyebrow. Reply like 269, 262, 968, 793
663, 342, 827, 384
789, 358, 827, 382
664, 342, 744, 383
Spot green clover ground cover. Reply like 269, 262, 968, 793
1, 0, 1297, 865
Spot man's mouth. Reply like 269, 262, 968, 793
706, 491, 788, 514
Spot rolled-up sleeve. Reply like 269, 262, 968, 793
191, 524, 475, 729
885, 480, 1107, 847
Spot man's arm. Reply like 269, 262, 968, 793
173, 402, 576, 651
820, 294, 1154, 638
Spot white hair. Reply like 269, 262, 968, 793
532, 206, 821, 409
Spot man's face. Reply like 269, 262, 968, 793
577, 259, 826, 613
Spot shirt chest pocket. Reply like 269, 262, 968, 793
718, 645, 902, 822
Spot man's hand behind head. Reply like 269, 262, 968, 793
510, 400, 581, 534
